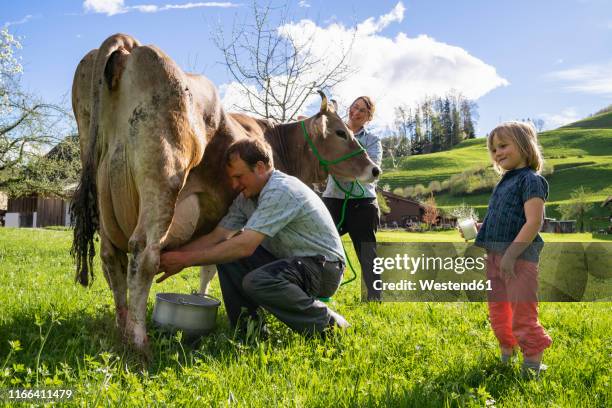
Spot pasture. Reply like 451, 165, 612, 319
0, 227, 610, 407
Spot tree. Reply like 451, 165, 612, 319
0, 28, 77, 197
451, 105, 463, 145
559, 187, 594, 233
532, 118, 545, 132
214, 1, 354, 122
460, 99, 477, 139
422, 193, 439, 230
377, 191, 391, 215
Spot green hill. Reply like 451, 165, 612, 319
379, 112, 612, 227
562, 109, 612, 129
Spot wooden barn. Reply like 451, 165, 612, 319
379, 190, 457, 228
2, 136, 78, 228
541, 217, 576, 233
4, 193, 71, 228
379, 190, 426, 226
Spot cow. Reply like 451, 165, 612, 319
71, 33, 380, 355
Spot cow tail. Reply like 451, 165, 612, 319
70, 34, 140, 286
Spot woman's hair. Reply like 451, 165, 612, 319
351, 96, 376, 121
225, 138, 274, 169
487, 121, 544, 174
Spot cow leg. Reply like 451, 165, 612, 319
199, 265, 217, 295
100, 233, 129, 338
125, 174, 190, 355
125, 243, 158, 356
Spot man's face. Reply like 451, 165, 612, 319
227, 156, 269, 198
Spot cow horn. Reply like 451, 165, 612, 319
318, 90, 328, 112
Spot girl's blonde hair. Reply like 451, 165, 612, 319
487, 121, 544, 174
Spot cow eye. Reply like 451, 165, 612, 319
335, 130, 347, 139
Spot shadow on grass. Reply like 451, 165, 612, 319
350, 361, 520, 407
0, 307, 301, 375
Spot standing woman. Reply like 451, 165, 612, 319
323, 96, 383, 301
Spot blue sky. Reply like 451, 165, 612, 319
3, 0, 611, 135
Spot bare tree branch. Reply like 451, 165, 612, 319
213, 0, 355, 122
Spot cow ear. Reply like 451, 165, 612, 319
330, 99, 338, 113
313, 113, 328, 139
318, 90, 328, 112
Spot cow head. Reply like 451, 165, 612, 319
307, 91, 380, 183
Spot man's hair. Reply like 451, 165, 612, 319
225, 138, 274, 169
487, 121, 544, 174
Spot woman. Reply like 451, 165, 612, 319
323, 96, 382, 301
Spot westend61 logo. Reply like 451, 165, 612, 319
369, 242, 612, 302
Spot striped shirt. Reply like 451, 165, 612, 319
476, 167, 548, 261
322, 127, 382, 199
219, 170, 345, 262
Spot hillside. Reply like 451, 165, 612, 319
379, 112, 612, 224
562, 109, 612, 129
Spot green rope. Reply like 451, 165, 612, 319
300, 121, 368, 302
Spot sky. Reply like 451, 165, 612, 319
2, 0, 612, 136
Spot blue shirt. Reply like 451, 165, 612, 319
322, 127, 382, 199
475, 167, 548, 261
219, 170, 345, 262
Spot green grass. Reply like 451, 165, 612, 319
562, 110, 612, 130
1, 228, 610, 407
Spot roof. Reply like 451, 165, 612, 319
378, 189, 426, 208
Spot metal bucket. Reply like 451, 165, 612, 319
152, 292, 221, 337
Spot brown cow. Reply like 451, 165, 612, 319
71, 33, 379, 355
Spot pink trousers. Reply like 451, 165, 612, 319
486, 252, 552, 357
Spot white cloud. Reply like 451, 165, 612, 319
548, 61, 612, 96
3, 14, 35, 28
298, 1, 311, 8
356, 1, 405, 36
539, 108, 581, 130
84, 0, 125, 15
83, 0, 238, 16
222, 1, 508, 130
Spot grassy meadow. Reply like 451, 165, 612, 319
1, 227, 610, 407
379, 114, 612, 226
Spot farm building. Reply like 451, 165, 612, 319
4, 192, 72, 228
379, 190, 425, 226
2, 136, 79, 228
541, 217, 576, 233
378, 190, 457, 228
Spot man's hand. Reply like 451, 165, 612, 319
500, 253, 516, 281
156, 251, 187, 283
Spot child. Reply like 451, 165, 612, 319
475, 121, 552, 378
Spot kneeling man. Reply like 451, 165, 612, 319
157, 138, 348, 334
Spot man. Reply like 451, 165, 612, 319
157, 138, 349, 335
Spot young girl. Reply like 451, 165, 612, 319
475, 121, 552, 377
